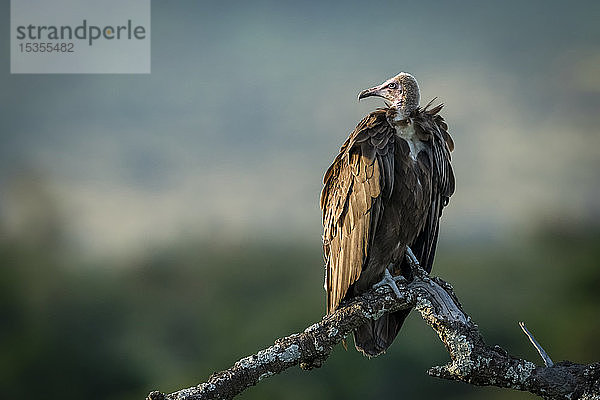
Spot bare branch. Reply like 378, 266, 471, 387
147, 271, 600, 400
520, 321, 554, 367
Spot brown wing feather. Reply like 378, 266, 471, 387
321, 110, 395, 314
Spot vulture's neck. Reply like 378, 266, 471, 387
390, 110, 424, 162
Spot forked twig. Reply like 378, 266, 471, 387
519, 321, 554, 367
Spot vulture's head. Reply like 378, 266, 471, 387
358, 72, 420, 120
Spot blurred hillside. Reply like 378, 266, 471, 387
2, 0, 599, 255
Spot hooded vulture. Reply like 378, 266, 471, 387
320, 72, 455, 356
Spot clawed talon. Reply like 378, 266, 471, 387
373, 269, 406, 298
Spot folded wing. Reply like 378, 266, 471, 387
321, 110, 396, 314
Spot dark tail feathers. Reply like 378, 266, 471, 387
353, 309, 411, 357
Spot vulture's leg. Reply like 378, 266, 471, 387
373, 268, 406, 299
405, 246, 420, 268
404, 246, 423, 276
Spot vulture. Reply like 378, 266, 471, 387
320, 72, 455, 357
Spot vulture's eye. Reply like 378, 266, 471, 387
387, 82, 398, 89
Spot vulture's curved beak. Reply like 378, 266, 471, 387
358, 86, 383, 101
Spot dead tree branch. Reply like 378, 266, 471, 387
147, 271, 600, 400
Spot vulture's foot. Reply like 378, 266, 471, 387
373, 269, 406, 298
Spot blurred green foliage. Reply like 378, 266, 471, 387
1, 227, 598, 400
